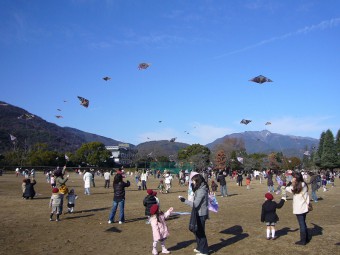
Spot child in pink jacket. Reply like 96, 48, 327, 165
149, 204, 173, 254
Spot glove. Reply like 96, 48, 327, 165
178, 196, 185, 202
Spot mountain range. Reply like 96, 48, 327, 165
0, 101, 319, 157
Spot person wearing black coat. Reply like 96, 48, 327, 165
261, 192, 285, 240
23, 179, 36, 199
217, 170, 228, 197
108, 174, 130, 224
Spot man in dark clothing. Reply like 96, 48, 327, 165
217, 170, 228, 197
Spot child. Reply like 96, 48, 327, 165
246, 175, 251, 190
158, 180, 165, 194
66, 189, 78, 213
149, 204, 173, 255
137, 178, 142, 191
261, 193, 285, 240
211, 180, 218, 195
21, 179, 26, 199
143, 189, 157, 224
49, 187, 62, 221
50, 175, 56, 188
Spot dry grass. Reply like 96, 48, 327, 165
0, 172, 339, 255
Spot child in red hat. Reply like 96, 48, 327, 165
149, 204, 173, 255
261, 192, 286, 240
49, 187, 62, 221
143, 189, 157, 224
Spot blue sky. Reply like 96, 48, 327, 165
1, 0, 339, 145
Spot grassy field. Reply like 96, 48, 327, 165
0, 171, 339, 255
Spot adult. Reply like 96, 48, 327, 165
308, 172, 319, 202
141, 170, 148, 190
55, 166, 69, 213
108, 174, 130, 224
90, 169, 96, 187
179, 174, 209, 255
217, 170, 228, 197
267, 170, 274, 193
104, 170, 111, 188
237, 171, 243, 186
286, 172, 311, 245
83, 170, 92, 195
23, 178, 36, 199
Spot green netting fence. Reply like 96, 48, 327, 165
149, 162, 195, 174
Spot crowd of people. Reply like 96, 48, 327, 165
16, 166, 339, 254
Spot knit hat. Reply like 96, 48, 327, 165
52, 188, 59, 193
152, 191, 157, 196
265, 192, 273, 200
150, 204, 159, 215
147, 189, 153, 195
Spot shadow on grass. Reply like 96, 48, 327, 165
275, 227, 299, 239
64, 213, 95, 220
309, 223, 323, 237
105, 226, 122, 233
209, 225, 249, 254
72, 207, 111, 214
168, 239, 196, 251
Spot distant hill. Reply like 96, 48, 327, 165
0, 101, 126, 153
205, 130, 319, 157
0, 102, 320, 157
136, 140, 190, 158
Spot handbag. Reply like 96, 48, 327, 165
59, 184, 69, 194
189, 206, 198, 233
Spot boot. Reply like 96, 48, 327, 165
295, 232, 306, 245
152, 247, 158, 255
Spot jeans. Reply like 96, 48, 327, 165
220, 185, 227, 197
108, 199, 125, 222
104, 180, 110, 188
296, 213, 309, 243
84, 188, 90, 195
195, 215, 209, 254
142, 180, 147, 190
268, 186, 274, 192
311, 190, 318, 202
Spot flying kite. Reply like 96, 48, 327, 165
158, 120, 162, 123
63, 100, 67, 102
249, 75, 273, 84
265, 122, 271, 125
169, 137, 177, 142
18, 114, 35, 120
10, 134, 17, 142
57, 109, 61, 111
240, 119, 252, 125
138, 63, 150, 70
77, 96, 89, 108
56, 115, 63, 119
103, 76, 111, 81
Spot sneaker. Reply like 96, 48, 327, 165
56, 219, 60, 222
266, 237, 271, 240
161, 249, 170, 254
119, 221, 123, 224
272, 236, 277, 240
196, 253, 208, 255
193, 249, 199, 253
49, 218, 53, 221
108, 220, 112, 224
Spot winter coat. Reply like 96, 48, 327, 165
286, 182, 309, 214
217, 173, 226, 186
113, 181, 130, 202
83, 172, 92, 189
143, 195, 157, 216
267, 173, 274, 186
184, 183, 209, 217
23, 180, 36, 198
308, 175, 319, 192
261, 199, 285, 223
50, 193, 62, 206
150, 209, 171, 241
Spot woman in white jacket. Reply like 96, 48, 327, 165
286, 172, 311, 245
83, 170, 92, 195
